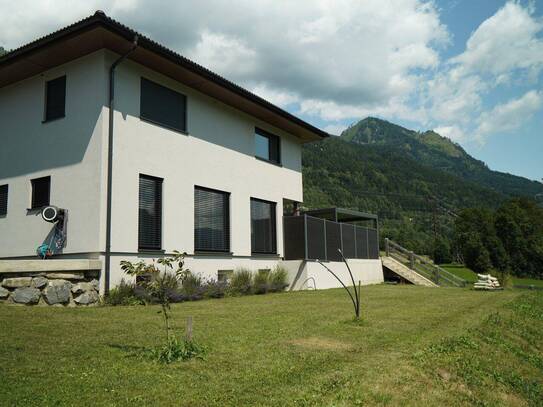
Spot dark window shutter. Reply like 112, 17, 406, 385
194, 187, 230, 252
251, 198, 276, 254
138, 175, 162, 250
268, 134, 280, 164
0, 185, 8, 216
140, 78, 186, 132
31, 176, 50, 209
45, 76, 66, 121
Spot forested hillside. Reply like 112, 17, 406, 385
302, 118, 543, 255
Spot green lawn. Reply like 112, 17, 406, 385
441, 263, 543, 288
1, 286, 542, 406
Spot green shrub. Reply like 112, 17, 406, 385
253, 270, 270, 294
269, 266, 289, 292
148, 337, 206, 364
204, 279, 228, 298
103, 279, 143, 306
229, 268, 253, 295
181, 272, 204, 300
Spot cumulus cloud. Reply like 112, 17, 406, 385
0, 0, 541, 148
475, 90, 542, 143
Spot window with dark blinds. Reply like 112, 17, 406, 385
31, 176, 50, 209
194, 187, 230, 252
44, 76, 66, 121
251, 198, 277, 254
140, 78, 187, 132
138, 175, 162, 250
0, 185, 7, 216
255, 128, 280, 164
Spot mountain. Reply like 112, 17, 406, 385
340, 117, 542, 197
301, 117, 543, 254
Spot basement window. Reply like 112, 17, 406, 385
0, 185, 7, 216
255, 128, 280, 164
30, 176, 50, 209
140, 77, 187, 132
44, 76, 66, 122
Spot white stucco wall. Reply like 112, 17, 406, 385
282, 259, 384, 291
105, 53, 304, 286
0, 51, 108, 258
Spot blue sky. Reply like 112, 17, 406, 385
1, 0, 542, 181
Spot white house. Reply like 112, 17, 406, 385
0, 11, 383, 297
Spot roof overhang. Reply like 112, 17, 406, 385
303, 207, 378, 224
0, 12, 329, 143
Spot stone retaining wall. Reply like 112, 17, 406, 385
0, 271, 100, 306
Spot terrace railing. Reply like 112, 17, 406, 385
283, 215, 379, 261
384, 238, 467, 287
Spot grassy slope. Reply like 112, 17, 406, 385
441, 264, 543, 288
0, 286, 542, 406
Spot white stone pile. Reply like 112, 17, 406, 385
473, 274, 501, 290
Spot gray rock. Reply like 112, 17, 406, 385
31, 276, 48, 289
91, 279, 99, 291
2, 277, 32, 288
71, 282, 95, 294
0, 286, 9, 299
74, 290, 99, 305
47, 272, 84, 280
43, 280, 72, 304
12, 287, 41, 304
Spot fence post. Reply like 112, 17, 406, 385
323, 219, 327, 261
385, 238, 389, 257
409, 251, 415, 270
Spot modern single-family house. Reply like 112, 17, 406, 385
0, 11, 383, 301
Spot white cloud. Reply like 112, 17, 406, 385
450, 2, 543, 78
475, 90, 542, 142
322, 123, 348, 136
434, 125, 466, 143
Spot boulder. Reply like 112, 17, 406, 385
0, 286, 9, 299
43, 280, 72, 304
71, 282, 95, 294
74, 290, 99, 305
91, 279, 99, 291
12, 287, 41, 304
31, 276, 48, 289
2, 277, 32, 288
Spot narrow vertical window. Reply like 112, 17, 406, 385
194, 186, 230, 252
254, 128, 280, 164
44, 76, 66, 122
31, 176, 50, 209
0, 185, 8, 216
251, 198, 277, 254
138, 174, 162, 250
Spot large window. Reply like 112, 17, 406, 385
44, 76, 66, 122
31, 176, 50, 209
194, 186, 230, 252
140, 77, 187, 132
0, 185, 7, 216
138, 174, 163, 250
251, 198, 277, 254
255, 128, 280, 164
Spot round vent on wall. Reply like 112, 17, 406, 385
41, 206, 60, 223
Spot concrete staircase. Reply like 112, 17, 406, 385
381, 256, 438, 287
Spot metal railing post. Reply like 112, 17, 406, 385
323, 218, 327, 261
409, 251, 415, 270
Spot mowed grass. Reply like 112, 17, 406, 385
1, 286, 542, 406
441, 263, 543, 288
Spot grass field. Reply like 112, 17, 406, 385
1, 286, 542, 406
441, 263, 543, 288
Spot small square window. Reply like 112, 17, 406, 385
255, 128, 280, 164
0, 185, 8, 216
31, 176, 50, 209
217, 270, 233, 283
44, 76, 66, 122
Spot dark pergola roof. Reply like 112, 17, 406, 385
303, 207, 378, 224
0, 11, 328, 143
